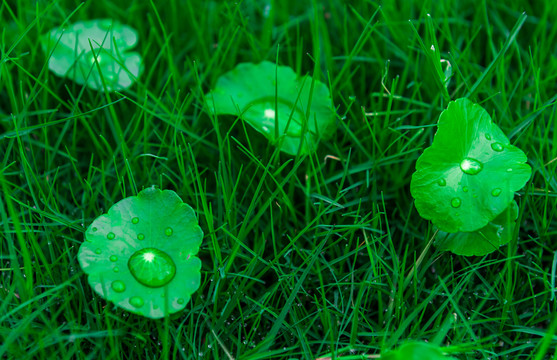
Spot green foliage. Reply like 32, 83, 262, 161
382, 342, 457, 360
2, 1, 556, 359
411, 98, 531, 254
436, 200, 519, 256
205, 61, 336, 155
42, 19, 142, 91
77, 187, 203, 319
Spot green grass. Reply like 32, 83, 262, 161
1, 0, 556, 359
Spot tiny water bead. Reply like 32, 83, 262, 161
137, 233, 145, 240
462, 186, 469, 192
128, 248, 177, 288
95, 248, 102, 254
132, 217, 139, 224
460, 157, 483, 175
177, 298, 185, 305
111, 280, 126, 293
89, 54, 102, 64
491, 142, 504, 152
485, 133, 492, 140
491, 188, 502, 197
451, 198, 462, 208
130, 296, 144, 308
437, 179, 447, 186
107, 232, 115, 240
165, 227, 173, 236
92, 227, 98, 232
113, 267, 119, 272
264, 108, 276, 120
110, 255, 118, 262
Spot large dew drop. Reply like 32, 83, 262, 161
460, 157, 483, 175
128, 248, 176, 288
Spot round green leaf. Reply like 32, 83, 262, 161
436, 200, 519, 256
78, 187, 203, 319
382, 342, 457, 360
410, 98, 531, 233
205, 61, 336, 155
42, 19, 143, 91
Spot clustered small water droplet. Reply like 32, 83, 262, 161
107, 232, 115, 240
451, 197, 462, 208
110, 255, 118, 262
491, 142, 504, 152
491, 188, 502, 197
111, 280, 126, 293
165, 227, 173, 236
130, 296, 144, 308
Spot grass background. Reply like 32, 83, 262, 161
1, 0, 556, 359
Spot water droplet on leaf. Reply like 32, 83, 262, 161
132, 217, 139, 224
130, 296, 144, 308
491, 142, 504, 152
462, 186, 469, 192
111, 280, 126, 293
485, 134, 492, 140
165, 227, 173, 236
491, 188, 502, 197
137, 233, 145, 240
263, 108, 275, 119
177, 298, 185, 305
92, 227, 98, 232
110, 255, 118, 262
113, 267, 119, 273
460, 158, 483, 175
128, 248, 176, 288
107, 232, 115, 240
95, 248, 102, 254
451, 198, 462, 208
437, 179, 447, 186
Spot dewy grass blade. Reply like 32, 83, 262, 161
465, 12, 527, 99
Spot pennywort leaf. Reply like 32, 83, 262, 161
436, 200, 519, 256
42, 19, 143, 91
78, 187, 203, 319
411, 98, 531, 234
205, 61, 336, 155
382, 342, 457, 360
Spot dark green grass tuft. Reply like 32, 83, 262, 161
1, 0, 556, 359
